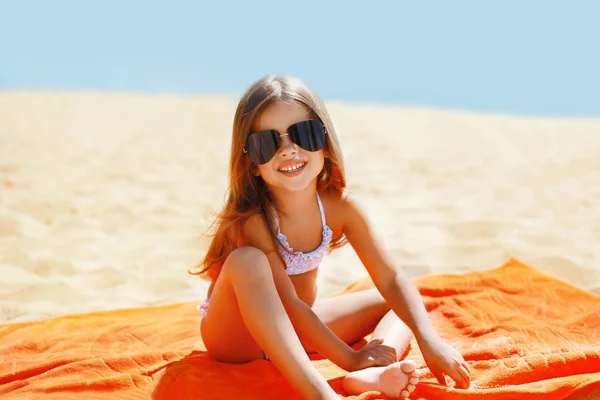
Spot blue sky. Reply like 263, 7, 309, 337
1, 1, 599, 117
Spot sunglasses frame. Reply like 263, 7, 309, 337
243, 119, 328, 165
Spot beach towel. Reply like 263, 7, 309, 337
1, 258, 599, 399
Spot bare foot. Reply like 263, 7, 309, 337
377, 360, 420, 398
342, 360, 420, 399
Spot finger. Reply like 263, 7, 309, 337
378, 344, 396, 354
386, 351, 396, 365
379, 357, 394, 366
433, 371, 447, 386
365, 340, 381, 349
447, 367, 469, 389
457, 365, 471, 388
374, 356, 391, 367
367, 338, 383, 347
375, 344, 395, 355
462, 361, 471, 374
374, 349, 395, 366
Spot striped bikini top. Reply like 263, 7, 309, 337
274, 192, 332, 275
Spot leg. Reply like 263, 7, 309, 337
310, 288, 413, 359
310, 288, 420, 398
201, 247, 338, 400
343, 361, 420, 399
342, 310, 420, 398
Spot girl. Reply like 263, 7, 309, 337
190, 76, 471, 399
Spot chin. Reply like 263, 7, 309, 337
268, 177, 317, 193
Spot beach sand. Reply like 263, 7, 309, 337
1, 92, 599, 323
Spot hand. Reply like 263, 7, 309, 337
420, 338, 471, 389
348, 337, 397, 371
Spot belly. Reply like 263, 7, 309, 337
290, 267, 319, 307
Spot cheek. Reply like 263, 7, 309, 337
311, 151, 325, 170
256, 162, 274, 177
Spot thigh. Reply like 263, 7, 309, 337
310, 288, 390, 350
200, 271, 265, 363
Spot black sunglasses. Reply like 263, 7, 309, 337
243, 119, 327, 165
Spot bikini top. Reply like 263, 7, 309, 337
274, 192, 332, 276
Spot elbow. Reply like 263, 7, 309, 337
374, 269, 403, 295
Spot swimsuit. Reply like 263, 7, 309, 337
275, 191, 332, 275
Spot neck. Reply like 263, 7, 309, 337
268, 182, 318, 218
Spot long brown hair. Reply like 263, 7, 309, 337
190, 76, 347, 282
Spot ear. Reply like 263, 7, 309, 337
251, 165, 261, 177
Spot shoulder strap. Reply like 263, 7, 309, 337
316, 192, 327, 227
271, 206, 281, 232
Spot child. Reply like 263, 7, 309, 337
190, 76, 471, 399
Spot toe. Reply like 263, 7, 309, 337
411, 369, 421, 378
407, 384, 416, 392
401, 389, 410, 398
400, 360, 417, 373
409, 377, 419, 385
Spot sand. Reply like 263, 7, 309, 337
1, 91, 599, 323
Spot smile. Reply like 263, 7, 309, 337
277, 162, 307, 173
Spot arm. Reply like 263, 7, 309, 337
266, 251, 358, 370
341, 194, 471, 388
340, 194, 437, 344
243, 216, 356, 371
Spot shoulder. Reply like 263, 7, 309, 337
321, 188, 365, 223
319, 188, 369, 236
241, 213, 277, 255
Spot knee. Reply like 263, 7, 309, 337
222, 246, 271, 281
228, 246, 269, 265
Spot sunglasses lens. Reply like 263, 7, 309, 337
246, 121, 326, 165
247, 130, 280, 165
288, 120, 326, 152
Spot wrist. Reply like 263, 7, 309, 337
339, 346, 356, 371
414, 328, 440, 348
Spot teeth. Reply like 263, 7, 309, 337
279, 163, 305, 172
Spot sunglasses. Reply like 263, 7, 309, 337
243, 119, 327, 165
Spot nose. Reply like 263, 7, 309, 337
278, 134, 298, 157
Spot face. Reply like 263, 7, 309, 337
250, 102, 325, 193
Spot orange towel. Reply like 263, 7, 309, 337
1, 259, 599, 399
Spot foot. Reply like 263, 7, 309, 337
376, 360, 420, 399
